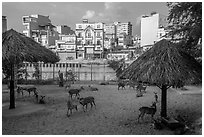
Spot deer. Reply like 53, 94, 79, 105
138, 102, 157, 122
128, 81, 137, 89
118, 81, 126, 90
154, 92, 158, 103
66, 98, 78, 117
78, 96, 96, 112
67, 86, 84, 99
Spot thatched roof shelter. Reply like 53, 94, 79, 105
2, 29, 60, 109
2, 29, 59, 64
120, 39, 202, 117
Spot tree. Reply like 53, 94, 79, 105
167, 2, 202, 59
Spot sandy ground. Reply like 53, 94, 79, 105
2, 83, 202, 135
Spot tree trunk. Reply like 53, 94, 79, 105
9, 63, 15, 109
161, 85, 167, 117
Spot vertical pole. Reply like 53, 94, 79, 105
9, 62, 15, 109
65, 63, 67, 82
25, 63, 28, 84
53, 63, 55, 81
161, 85, 167, 118
91, 62, 92, 81
103, 62, 105, 81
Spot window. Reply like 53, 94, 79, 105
97, 25, 100, 28
97, 40, 101, 45
63, 63, 65, 67
78, 33, 81, 38
97, 32, 100, 37
78, 25, 82, 28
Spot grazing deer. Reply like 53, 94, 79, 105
118, 81, 126, 90
67, 86, 84, 99
88, 85, 98, 91
138, 102, 157, 122
154, 92, 158, 103
136, 85, 147, 92
66, 99, 78, 117
39, 95, 46, 104
78, 96, 96, 112
128, 81, 137, 89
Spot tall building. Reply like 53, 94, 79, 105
141, 12, 168, 51
118, 33, 132, 48
22, 14, 59, 47
116, 22, 132, 37
2, 16, 7, 33
104, 23, 116, 49
75, 19, 105, 59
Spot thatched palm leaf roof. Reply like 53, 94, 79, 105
2, 29, 60, 64
120, 39, 202, 86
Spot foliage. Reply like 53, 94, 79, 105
65, 70, 77, 83
167, 2, 202, 59
32, 63, 41, 80
2, 61, 28, 80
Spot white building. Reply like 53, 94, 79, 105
141, 12, 168, 51
75, 19, 104, 59
55, 34, 77, 62
22, 14, 59, 48
104, 23, 116, 49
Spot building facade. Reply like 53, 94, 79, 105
55, 25, 75, 35
2, 16, 7, 33
55, 34, 77, 62
116, 22, 132, 37
141, 12, 168, 51
75, 19, 104, 59
118, 33, 133, 48
104, 23, 116, 49
22, 14, 59, 48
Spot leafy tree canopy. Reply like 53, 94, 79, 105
167, 2, 202, 58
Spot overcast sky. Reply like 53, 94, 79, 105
2, 2, 169, 36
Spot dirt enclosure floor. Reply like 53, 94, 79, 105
2, 82, 202, 135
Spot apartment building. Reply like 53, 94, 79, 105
116, 22, 132, 37
104, 23, 116, 49
2, 16, 7, 33
141, 12, 168, 51
22, 14, 59, 47
75, 19, 104, 59
118, 33, 133, 48
55, 34, 77, 62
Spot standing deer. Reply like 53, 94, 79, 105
67, 86, 84, 99
66, 98, 78, 117
138, 102, 157, 122
78, 96, 96, 112
154, 92, 158, 103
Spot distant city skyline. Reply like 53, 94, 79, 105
2, 2, 169, 36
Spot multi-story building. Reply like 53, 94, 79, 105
118, 33, 133, 48
55, 34, 77, 62
75, 19, 104, 59
116, 22, 132, 37
141, 12, 168, 51
22, 14, 59, 48
104, 23, 116, 49
2, 16, 7, 33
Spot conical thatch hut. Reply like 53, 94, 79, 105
120, 39, 202, 117
2, 29, 60, 109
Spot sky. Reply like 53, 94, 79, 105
2, 2, 169, 36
